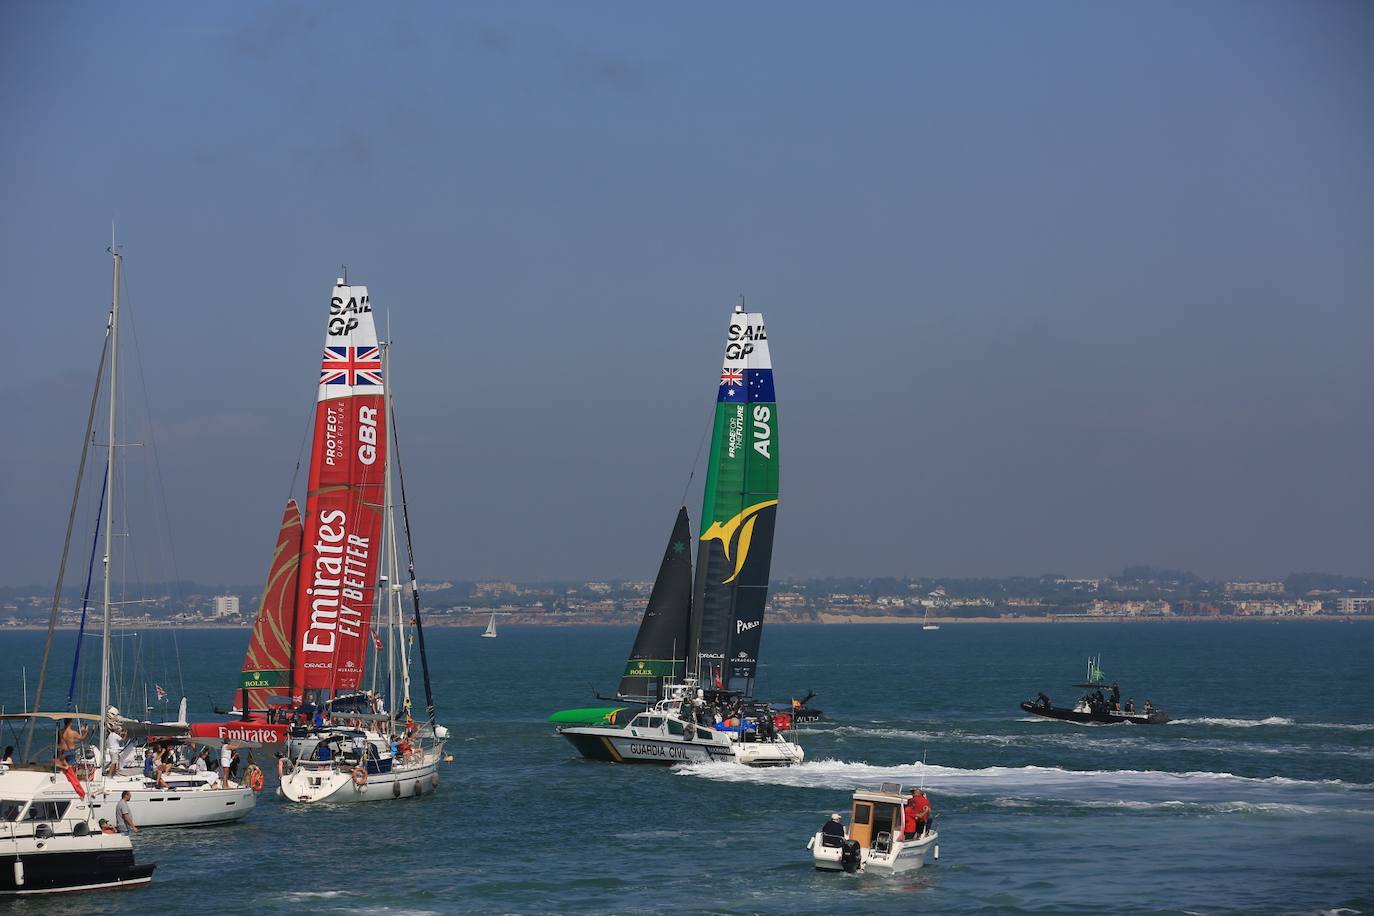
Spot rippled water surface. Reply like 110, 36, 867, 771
4, 621, 1372, 914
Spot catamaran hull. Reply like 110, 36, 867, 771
88, 784, 256, 828
279, 750, 444, 804
1020, 703, 1168, 725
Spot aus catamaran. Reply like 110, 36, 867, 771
551, 304, 803, 766
229, 276, 448, 803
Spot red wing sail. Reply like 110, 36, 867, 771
238, 499, 304, 708
291, 280, 386, 696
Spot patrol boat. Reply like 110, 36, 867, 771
1, 714, 155, 895
808, 782, 939, 874
551, 304, 803, 766
554, 679, 803, 766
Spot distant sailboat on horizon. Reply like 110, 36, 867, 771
482, 613, 498, 638
923, 603, 940, 631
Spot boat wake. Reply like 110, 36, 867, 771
822, 724, 1373, 760
1170, 717, 1374, 731
673, 758, 1374, 813
1169, 716, 1296, 727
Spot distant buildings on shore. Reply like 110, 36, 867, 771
2, 571, 1371, 628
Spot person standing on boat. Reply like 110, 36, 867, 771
56, 718, 88, 771
905, 790, 932, 839
115, 790, 138, 833
105, 727, 123, 776
219, 741, 237, 787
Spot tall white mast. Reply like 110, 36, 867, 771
98, 231, 121, 775
380, 340, 397, 720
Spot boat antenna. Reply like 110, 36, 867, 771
920, 748, 928, 790
342, 263, 348, 285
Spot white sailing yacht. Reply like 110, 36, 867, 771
276, 277, 448, 804
481, 613, 498, 638
923, 604, 940, 631
78, 243, 256, 827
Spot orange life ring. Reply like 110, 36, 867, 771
246, 765, 266, 794
351, 766, 368, 788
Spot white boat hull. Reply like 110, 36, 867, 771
732, 740, 805, 767
279, 748, 444, 804
561, 725, 803, 767
88, 779, 256, 828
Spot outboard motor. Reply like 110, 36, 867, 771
840, 839, 863, 874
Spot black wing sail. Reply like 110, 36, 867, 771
617, 507, 694, 701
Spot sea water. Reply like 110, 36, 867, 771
3, 621, 1371, 914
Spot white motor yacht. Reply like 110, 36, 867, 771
0, 716, 155, 896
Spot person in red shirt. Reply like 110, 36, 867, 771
905, 790, 932, 839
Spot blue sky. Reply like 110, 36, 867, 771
3, 1, 1371, 585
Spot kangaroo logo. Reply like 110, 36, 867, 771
700, 499, 778, 584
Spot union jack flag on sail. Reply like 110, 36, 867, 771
320, 346, 383, 387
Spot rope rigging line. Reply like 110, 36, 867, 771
386, 385, 436, 730
121, 265, 186, 698
21, 301, 111, 762
679, 405, 715, 508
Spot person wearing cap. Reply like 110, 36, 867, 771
821, 812, 846, 847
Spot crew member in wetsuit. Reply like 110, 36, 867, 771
1036, 692, 1052, 709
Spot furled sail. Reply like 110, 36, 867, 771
617, 506, 694, 701
238, 499, 304, 708
690, 306, 779, 691
291, 280, 387, 696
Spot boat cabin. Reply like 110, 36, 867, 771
626, 713, 720, 744
847, 782, 909, 852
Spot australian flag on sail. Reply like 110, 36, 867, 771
718, 368, 774, 403
320, 346, 383, 387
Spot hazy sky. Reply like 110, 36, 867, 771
3, 2, 1371, 587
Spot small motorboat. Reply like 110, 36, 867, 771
1021, 656, 1169, 725
807, 782, 939, 874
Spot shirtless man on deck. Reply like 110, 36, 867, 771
56, 719, 89, 773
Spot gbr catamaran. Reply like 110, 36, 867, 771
234, 276, 448, 803
551, 304, 803, 766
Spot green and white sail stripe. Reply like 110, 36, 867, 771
690, 305, 778, 691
